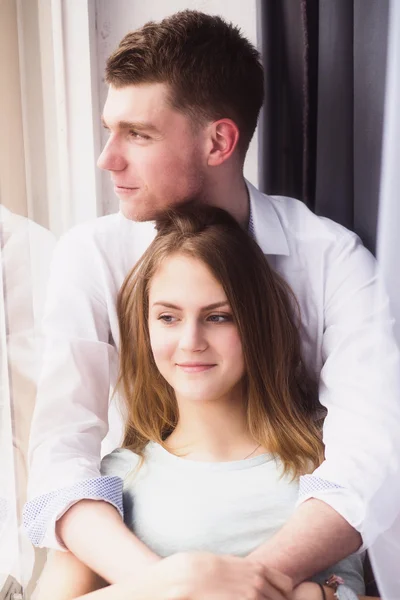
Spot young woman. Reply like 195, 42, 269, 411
36, 206, 371, 600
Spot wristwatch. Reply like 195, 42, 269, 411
325, 575, 359, 600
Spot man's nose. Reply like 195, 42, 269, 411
97, 138, 127, 172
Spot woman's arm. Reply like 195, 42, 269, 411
34, 550, 107, 600
37, 550, 294, 600
39, 563, 379, 600
35, 550, 184, 600
35, 550, 180, 600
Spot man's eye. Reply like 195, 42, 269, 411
129, 130, 150, 140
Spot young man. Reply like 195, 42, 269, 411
24, 9, 400, 597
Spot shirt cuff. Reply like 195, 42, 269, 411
297, 475, 367, 552
22, 476, 124, 550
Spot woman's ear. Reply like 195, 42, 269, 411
207, 119, 240, 167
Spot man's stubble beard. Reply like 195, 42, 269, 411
120, 170, 207, 223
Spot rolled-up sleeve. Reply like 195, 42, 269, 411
23, 228, 121, 550
297, 231, 400, 547
23, 476, 123, 549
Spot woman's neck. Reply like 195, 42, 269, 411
165, 392, 262, 462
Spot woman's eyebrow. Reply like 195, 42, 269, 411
152, 301, 230, 310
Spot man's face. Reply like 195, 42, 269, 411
98, 83, 208, 221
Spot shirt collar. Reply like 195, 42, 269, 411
246, 180, 290, 256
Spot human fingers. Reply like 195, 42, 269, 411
261, 565, 293, 598
242, 563, 292, 600
257, 578, 292, 600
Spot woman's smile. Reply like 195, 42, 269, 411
176, 362, 217, 373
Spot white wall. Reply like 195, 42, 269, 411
94, 0, 260, 216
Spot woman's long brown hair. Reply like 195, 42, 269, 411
117, 205, 324, 478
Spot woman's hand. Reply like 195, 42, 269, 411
161, 552, 293, 600
291, 582, 335, 600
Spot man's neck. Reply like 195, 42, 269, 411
201, 171, 250, 228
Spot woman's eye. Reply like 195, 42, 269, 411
158, 315, 176, 324
207, 314, 232, 323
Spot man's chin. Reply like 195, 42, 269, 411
119, 195, 201, 222
119, 201, 158, 223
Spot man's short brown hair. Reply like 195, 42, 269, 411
105, 10, 264, 156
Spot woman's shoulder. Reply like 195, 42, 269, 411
100, 447, 141, 480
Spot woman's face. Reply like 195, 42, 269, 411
148, 253, 245, 405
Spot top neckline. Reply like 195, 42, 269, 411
145, 441, 274, 472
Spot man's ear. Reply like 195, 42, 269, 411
207, 119, 240, 166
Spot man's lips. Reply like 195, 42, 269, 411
176, 363, 216, 373
114, 184, 138, 190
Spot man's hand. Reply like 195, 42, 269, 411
161, 552, 293, 600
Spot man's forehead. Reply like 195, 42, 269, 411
104, 82, 168, 114
102, 82, 183, 130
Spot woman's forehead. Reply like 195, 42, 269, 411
148, 254, 227, 308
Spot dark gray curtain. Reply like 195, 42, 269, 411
257, 1, 389, 592
258, 0, 389, 255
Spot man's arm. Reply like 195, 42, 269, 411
24, 228, 120, 549
23, 224, 164, 582
308, 231, 400, 544
250, 230, 400, 582
23, 225, 153, 565
248, 498, 361, 585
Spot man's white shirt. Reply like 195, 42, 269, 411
24, 182, 400, 551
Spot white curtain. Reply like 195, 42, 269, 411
369, 1, 400, 598
0, 1, 59, 595
0, 223, 20, 596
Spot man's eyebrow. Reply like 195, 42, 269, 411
101, 116, 160, 134
152, 301, 230, 311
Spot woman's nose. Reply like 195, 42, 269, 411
178, 322, 208, 353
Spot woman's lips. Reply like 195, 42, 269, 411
176, 364, 216, 373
